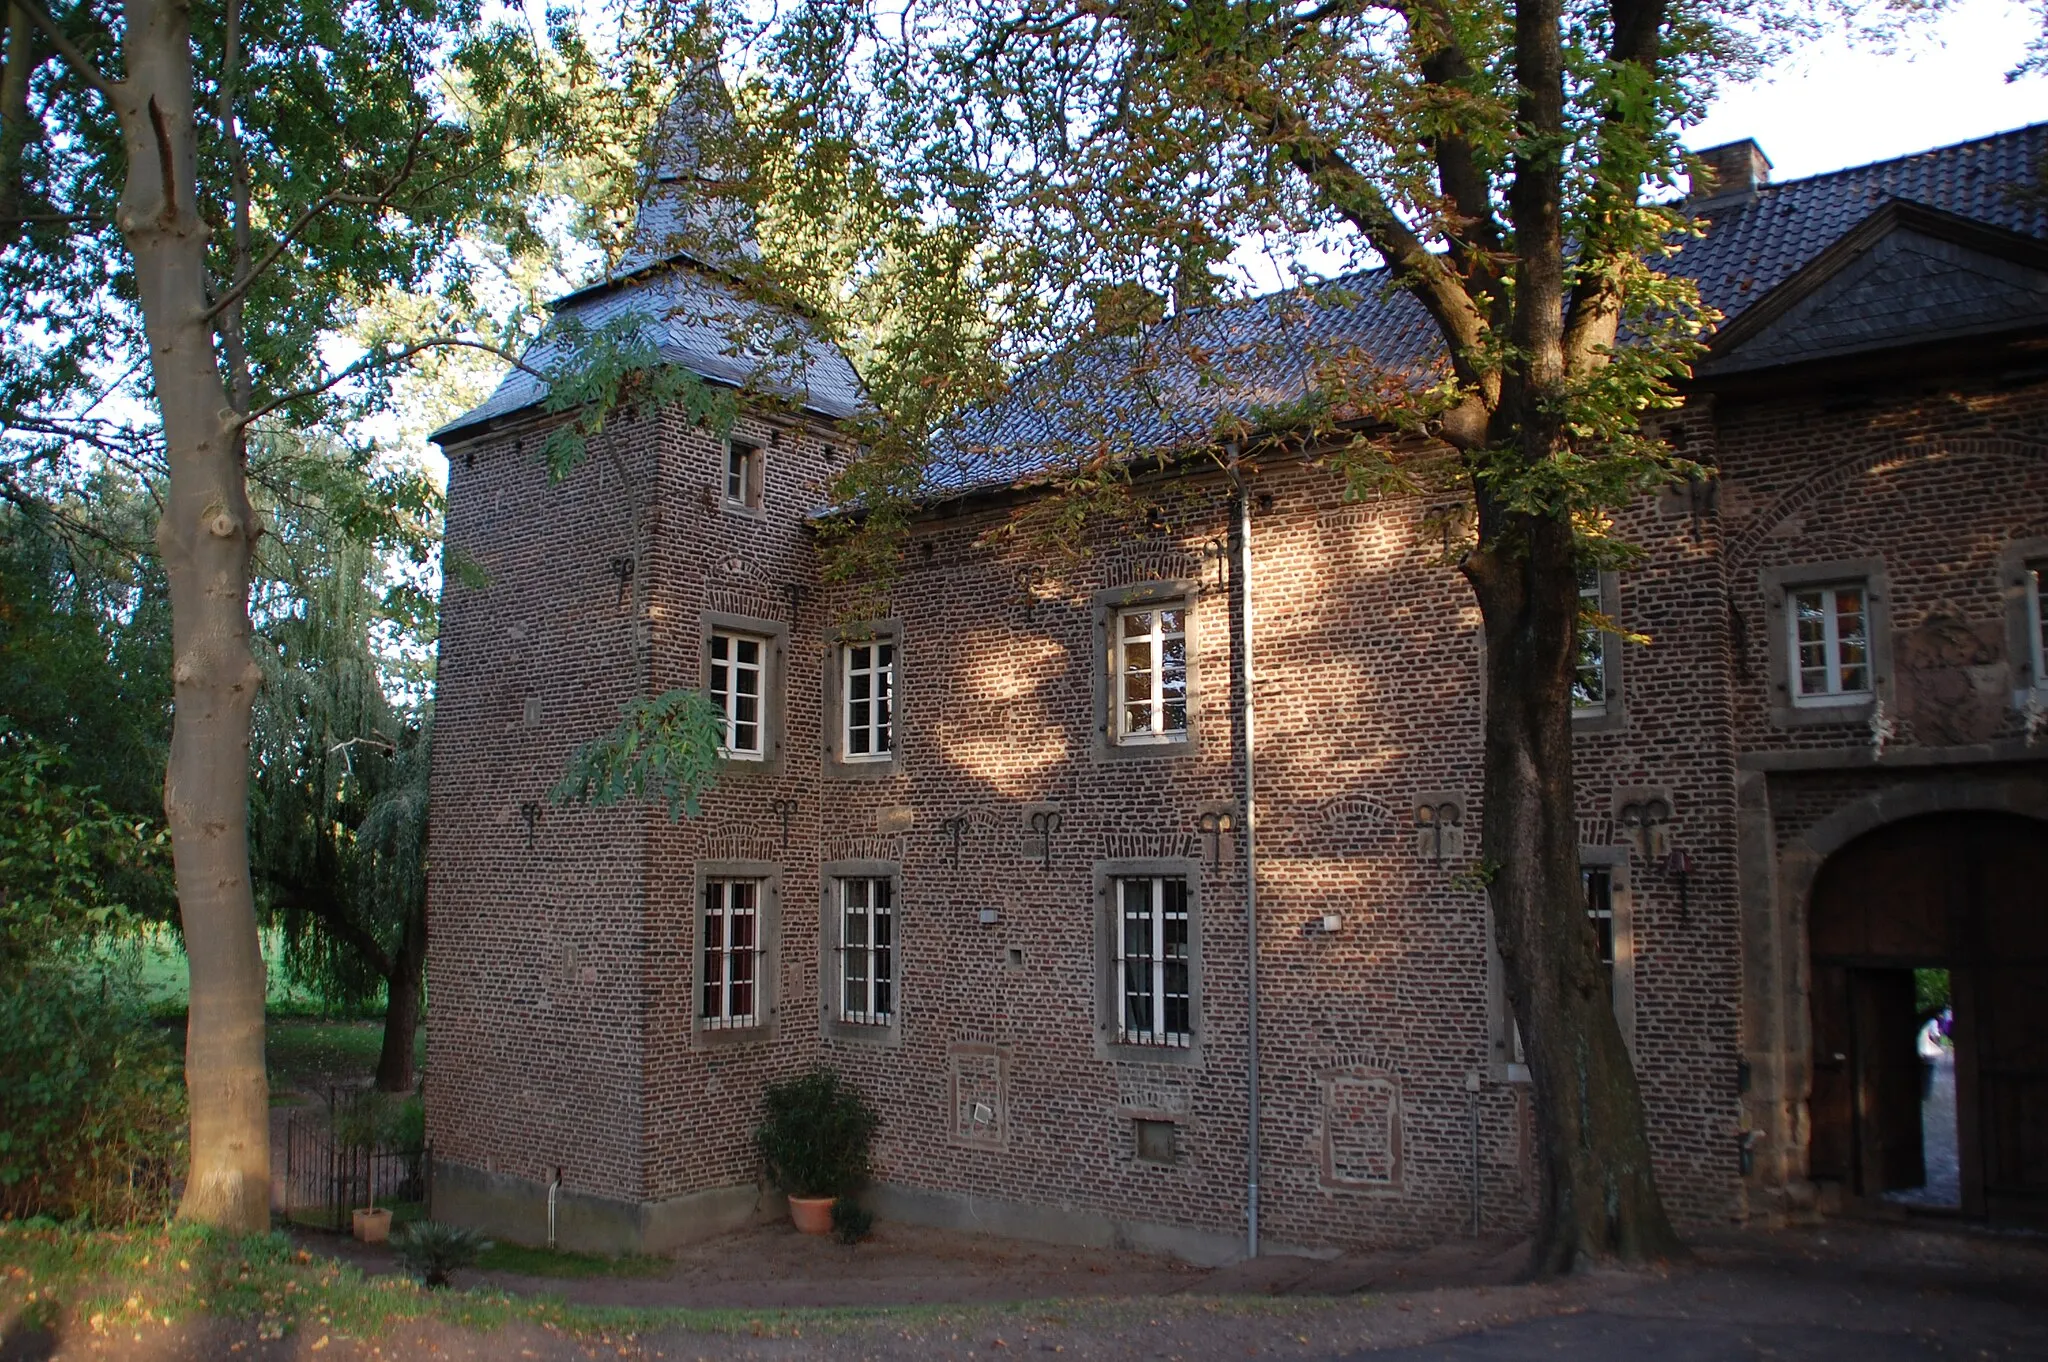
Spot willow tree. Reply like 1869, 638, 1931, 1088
736, 0, 1839, 1270
0, 0, 558, 1227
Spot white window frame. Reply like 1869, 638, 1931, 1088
701, 878, 762, 1029
709, 630, 766, 758
835, 876, 894, 1026
1114, 875, 1192, 1049
723, 437, 762, 510
1787, 581, 1873, 707
841, 640, 895, 762
1113, 604, 1189, 745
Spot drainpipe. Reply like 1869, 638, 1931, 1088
547, 1167, 563, 1248
1230, 448, 1262, 1260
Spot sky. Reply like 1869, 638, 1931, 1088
1687, 0, 2047, 180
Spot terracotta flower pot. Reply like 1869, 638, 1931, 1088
787, 1195, 835, 1236
352, 1207, 393, 1244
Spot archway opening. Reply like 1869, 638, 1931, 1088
1808, 812, 2048, 1222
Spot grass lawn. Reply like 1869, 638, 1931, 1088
91, 923, 333, 1018
474, 1242, 671, 1280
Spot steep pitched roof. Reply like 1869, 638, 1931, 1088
924, 122, 2048, 499
432, 69, 865, 444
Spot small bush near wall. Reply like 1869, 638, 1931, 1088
755, 1068, 879, 1201
0, 967, 185, 1223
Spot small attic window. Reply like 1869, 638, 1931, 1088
724, 438, 763, 511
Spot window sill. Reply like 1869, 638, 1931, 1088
822, 1016, 901, 1047
1098, 1037, 1203, 1067
693, 1021, 775, 1050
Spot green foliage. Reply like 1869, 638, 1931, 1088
1915, 968, 1951, 1022
551, 688, 727, 821
0, 967, 185, 1224
392, 1221, 491, 1289
471, 1241, 672, 1279
831, 1196, 873, 1245
539, 317, 741, 482
0, 727, 166, 968
755, 1068, 879, 1200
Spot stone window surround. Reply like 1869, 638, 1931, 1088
1090, 580, 1203, 764
1997, 536, 2048, 701
1759, 558, 1893, 729
691, 859, 782, 1050
721, 435, 766, 518
1486, 845, 1635, 1081
700, 611, 789, 778
822, 620, 903, 781
818, 858, 904, 1048
1573, 568, 1627, 734
1092, 857, 1204, 1067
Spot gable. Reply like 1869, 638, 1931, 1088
1703, 205, 2048, 377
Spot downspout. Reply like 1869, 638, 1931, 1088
1229, 448, 1261, 1260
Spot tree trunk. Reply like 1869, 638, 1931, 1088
120, 0, 271, 1230
374, 905, 426, 1093
1466, 506, 1682, 1275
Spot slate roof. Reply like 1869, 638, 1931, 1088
432, 69, 864, 443
922, 121, 2048, 498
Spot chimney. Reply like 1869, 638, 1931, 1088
1687, 139, 1772, 209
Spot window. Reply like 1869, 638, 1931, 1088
1114, 605, 1188, 744
1115, 876, 1191, 1048
842, 641, 894, 760
701, 878, 760, 1028
709, 631, 765, 757
1573, 567, 1609, 715
1788, 583, 1871, 705
835, 877, 893, 1025
723, 438, 762, 510
2030, 562, 2048, 689
1584, 866, 1616, 1000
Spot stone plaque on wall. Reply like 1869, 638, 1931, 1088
1320, 1068, 1402, 1189
948, 1042, 1010, 1150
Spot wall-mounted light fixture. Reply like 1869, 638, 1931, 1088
1663, 846, 1695, 927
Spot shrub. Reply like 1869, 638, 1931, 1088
831, 1195, 873, 1245
754, 1068, 879, 1200
0, 967, 185, 1223
391, 1220, 490, 1288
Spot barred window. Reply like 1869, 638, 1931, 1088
2030, 564, 2047, 689
1115, 605, 1188, 743
843, 641, 895, 760
1788, 583, 1871, 704
709, 631, 765, 757
1116, 876, 1191, 1047
702, 879, 760, 1028
836, 877, 893, 1025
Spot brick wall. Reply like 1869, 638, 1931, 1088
429, 357, 2048, 1250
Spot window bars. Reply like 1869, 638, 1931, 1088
709, 631, 764, 756
837, 876, 894, 1025
1115, 605, 1188, 742
1117, 876, 1191, 1047
844, 641, 895, 759
702, 878, 760, 1028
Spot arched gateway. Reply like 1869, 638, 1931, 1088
1807, 812, 2048, 1220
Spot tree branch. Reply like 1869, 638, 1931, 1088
200, 117, 432, 326
11, 0, 116, 103
270, 884, 395, 981
241, 336, 550, 427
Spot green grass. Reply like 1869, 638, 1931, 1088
474, 1242, 671, 1279
90, 923, 335, 1018
0, 1223, 1347, 1351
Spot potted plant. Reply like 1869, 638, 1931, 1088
352, 1202, 393, 1243
755, 1068, 879, 1235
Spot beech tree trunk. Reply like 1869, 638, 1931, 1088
374, 910, 427, 1093
1466, 507, 1683, 1273
118, 0, 271, 1229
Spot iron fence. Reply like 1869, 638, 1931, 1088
278, 1090, 430, 1232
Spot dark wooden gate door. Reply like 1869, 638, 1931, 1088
1809, 811, 2048, 1221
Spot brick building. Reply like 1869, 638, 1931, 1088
424, 111, 2048, 1257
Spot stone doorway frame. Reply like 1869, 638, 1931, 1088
1736, 767, 2048, 1221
